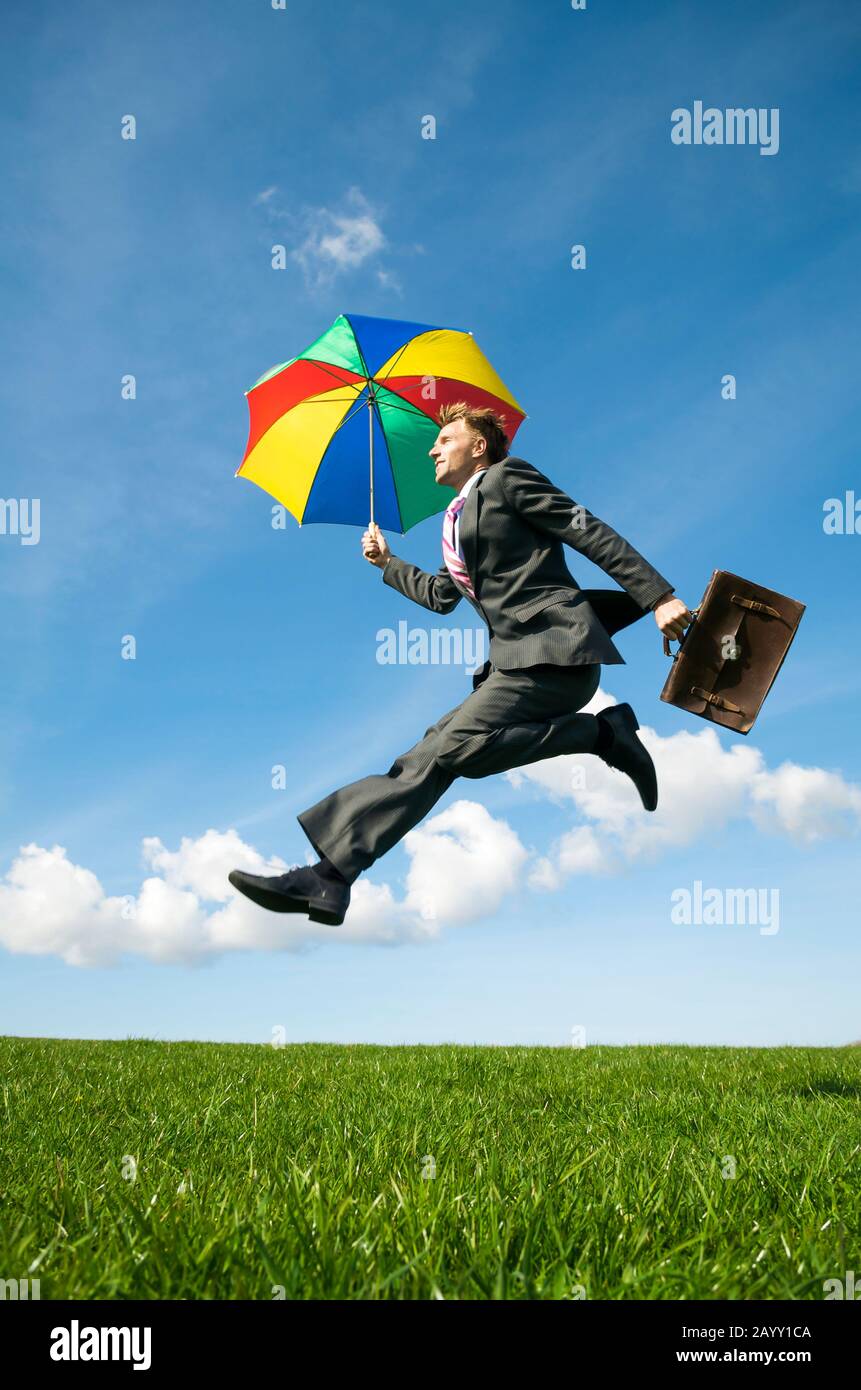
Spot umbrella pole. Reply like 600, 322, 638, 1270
368, 389, 375, 528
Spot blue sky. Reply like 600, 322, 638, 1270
1, 0, 860, 1046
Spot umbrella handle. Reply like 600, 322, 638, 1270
368, 391, 375, 527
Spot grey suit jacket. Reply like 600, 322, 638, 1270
381, 455, 674, 680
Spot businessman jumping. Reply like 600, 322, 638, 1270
229, 403, 692, 925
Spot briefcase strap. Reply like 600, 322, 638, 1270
690, 686, 747, 716
662, 593, 785, 656
730, 593, 783, 620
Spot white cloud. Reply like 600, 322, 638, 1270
0, 804, 526, 968
375, 267, 403, 295
141, 827, 270, 904
509, 684, 861, 886
3, 686, 858, 964
749, 763, 861, 841
0, 844, 125, 969
402, 800, 528, 924
272, 186, 388, 289
528, 826, 615, 890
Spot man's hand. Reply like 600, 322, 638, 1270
362, 521, 392, 570
653, 593, 694, 642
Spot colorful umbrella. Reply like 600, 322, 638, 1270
235, 313, 526, 534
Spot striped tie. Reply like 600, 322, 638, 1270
442, 495, 475, 598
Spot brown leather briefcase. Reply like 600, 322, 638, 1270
660, 570, 805, 734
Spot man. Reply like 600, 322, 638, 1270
229, 403, 692, 925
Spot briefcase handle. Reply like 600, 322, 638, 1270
662, 608, 699, 658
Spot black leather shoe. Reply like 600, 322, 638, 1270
596, 703, 658, 812
228, 865, 350, 926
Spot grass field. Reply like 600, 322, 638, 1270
1, 1037, 859, 1300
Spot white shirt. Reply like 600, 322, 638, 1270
451, 468, 487, 559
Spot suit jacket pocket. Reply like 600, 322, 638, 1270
514, 589, 579, 623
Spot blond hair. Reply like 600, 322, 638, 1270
437, 401, 510, 464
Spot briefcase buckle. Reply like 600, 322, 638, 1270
690, 686, 747, 717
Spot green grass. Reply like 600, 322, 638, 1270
1, 1037, 859, 1299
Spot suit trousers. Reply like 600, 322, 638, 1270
297, 662, 602, 883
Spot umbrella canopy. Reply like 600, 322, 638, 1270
236, 313, 526, 534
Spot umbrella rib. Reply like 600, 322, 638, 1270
367, 396, 429, 420
302, 358, 366, 391
327, 387, 429, 434
373, 339, 415, 384
374, 373, 524, 414
328, 392, 373, 435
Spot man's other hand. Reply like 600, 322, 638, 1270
362, 522, 391, 569
653, 594, 694, 642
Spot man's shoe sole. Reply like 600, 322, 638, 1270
307, 902, 346, 926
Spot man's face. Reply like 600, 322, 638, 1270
429, 418, 486, 489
